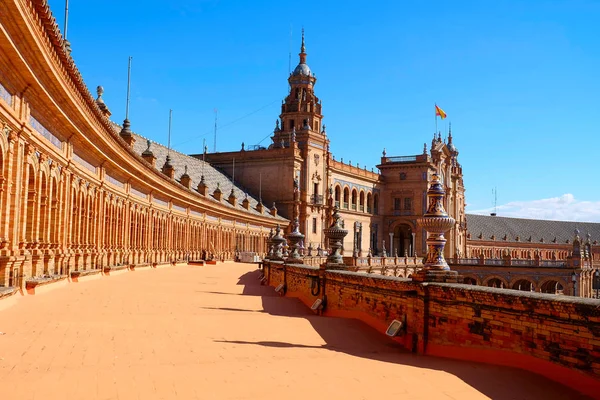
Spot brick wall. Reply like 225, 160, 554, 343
263, 261, 600, 398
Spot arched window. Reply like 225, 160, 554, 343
373, 193, 379, 215
351, 189, 357, 210
540, 280, 564, 294
512, 279, 535, 292
464, 277, 477, 285
343, 188, 349, 209
367, 192, 372, 213
359, 191, 365, 212
334, 186, 341, 208
486, 278, 504, 288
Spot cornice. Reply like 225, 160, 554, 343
1, 0, 284, 227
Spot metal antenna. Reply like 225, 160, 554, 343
494, 187, 498, 215
213, 108, 218, 153
202, 138, 206, 176
125, 56, 132, 120
491, 187, 498, 216
232, 158, 235, 190
288, 24, 292, 76
167, 109, 172, 156
259, 173, 262, 204
64, 0, 69, 40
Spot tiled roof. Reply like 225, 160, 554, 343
110, 122, 286, 222
466, 214, 600, 245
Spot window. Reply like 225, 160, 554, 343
289, 120, 295, 130
343, 188, 349, 209
404, 197, 412, 211
394, 198, 401, 210
312, 218, 317, 234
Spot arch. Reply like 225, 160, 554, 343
0, 145, 5, 233
359, 190, 365, 212
539, 278, 566, 294
39, 170, 49, 244
343, 187, 349, 209
393, 223, 414, 257
511, 278, 535, 292
23, 163, 37, 244
334, 185, 341, 208
351, 188, 357, 210
484, 275, 508, 288
366, 192, 372, 213
373, 193, 379, 215
463, 276, 478, 285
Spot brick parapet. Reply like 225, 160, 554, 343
263, 260, 600, 397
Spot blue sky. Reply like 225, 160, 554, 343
48, 0, 600, 220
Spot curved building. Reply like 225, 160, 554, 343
0, 0, 285, 287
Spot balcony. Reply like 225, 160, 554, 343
310, 194, 324, 205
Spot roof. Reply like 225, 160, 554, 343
292, 63, 312, 77
466, 213, 600, 245
110, 123, 286, 222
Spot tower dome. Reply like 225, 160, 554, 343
291, 29, 313, 77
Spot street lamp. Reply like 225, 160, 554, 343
571, 272, 577, 297
595, 270, 600, 299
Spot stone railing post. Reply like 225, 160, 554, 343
413, 173, 459, 283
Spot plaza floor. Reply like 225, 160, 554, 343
0, 263, 591, 400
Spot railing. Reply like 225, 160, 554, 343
106, 175, 124, 188
511, 259, 535, 266
453, 258, 569, 268
343, 202, 349, 209
130, 187, 147, 199
367, 207, 372, 213
385, 155, 417, 163
454, 258, 480, 265
30, 116, 62, 149
335, 201, 340, 208
72, 153, 96, 173
0, 82, 11, 106
310, 194, 324, 205
247, 144, 267, 151
351, 204, 357, 210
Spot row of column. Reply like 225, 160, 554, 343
0, 126, 269, 287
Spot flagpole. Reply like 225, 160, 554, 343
435, 103, 438, 135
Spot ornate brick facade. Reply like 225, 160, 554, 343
0, 0, 284, 290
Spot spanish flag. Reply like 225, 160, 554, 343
435, 104, 447, 119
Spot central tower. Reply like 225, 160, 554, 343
272, 29, 325, 147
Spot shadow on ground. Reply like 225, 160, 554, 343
203, 269, 592, 400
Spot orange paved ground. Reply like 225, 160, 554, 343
0, 263, 591, 400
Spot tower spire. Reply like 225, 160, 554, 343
299, 28, 306, 64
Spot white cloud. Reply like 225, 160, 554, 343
468, 194, 600, 222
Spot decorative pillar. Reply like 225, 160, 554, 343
389, 232, 394, 256
270, 225, 286, 261
285, 218, 305, 263
323, 207, 348, 269
413, 173, 459, 283
411, 232, 416, 257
